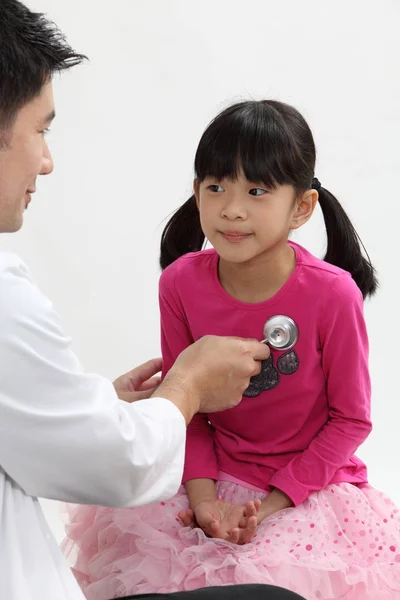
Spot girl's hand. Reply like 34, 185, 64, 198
239, 489, 293, 528
178, 499, 261, 545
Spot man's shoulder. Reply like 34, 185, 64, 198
0, 252, 27, 276
0, 253, 33, 298
0, 253, 45, 322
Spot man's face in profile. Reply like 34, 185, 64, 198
0, 81, 55, 233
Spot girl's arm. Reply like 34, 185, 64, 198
159, 266, 219, 502
185, 478, 218, 508
268, 273, 372, 507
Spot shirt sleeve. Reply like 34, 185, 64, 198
269, 274, 372, 506
0, 256, 186, 507
159, 266, 219, 483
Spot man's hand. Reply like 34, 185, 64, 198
178, 499, 261, 545
156, 336, 270, 423
113, 358, 162, 402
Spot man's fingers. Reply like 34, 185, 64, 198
127, 358, 163, 389
245, 340, 270, 362
136, 376, 162, 391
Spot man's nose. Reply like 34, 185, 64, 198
40, 141, 54, 176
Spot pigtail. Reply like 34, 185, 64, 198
160, 195, 205, 270
315, 181, 378, 299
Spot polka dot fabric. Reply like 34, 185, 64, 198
63, 481, 400, 600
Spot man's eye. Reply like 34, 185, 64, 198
40, 128, 51, 136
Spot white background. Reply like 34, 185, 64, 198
1, 0, 399, 543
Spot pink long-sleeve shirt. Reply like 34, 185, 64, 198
159, 242, 372, 507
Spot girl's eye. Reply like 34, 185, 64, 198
208, 184, 224, 193
40, 128, 51, 136
249, 188, 267, 196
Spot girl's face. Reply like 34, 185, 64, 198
195, 172, 316, 264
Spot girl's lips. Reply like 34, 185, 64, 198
220, 231, 252, 243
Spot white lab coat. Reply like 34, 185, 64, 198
0, 253, 186, 599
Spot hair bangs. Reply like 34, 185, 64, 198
194, 101, 301, 189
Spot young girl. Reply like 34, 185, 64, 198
63, 100, 400, 600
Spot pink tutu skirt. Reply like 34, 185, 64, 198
62, 481, 400, 600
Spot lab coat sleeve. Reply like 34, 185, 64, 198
0, 255, 186, 507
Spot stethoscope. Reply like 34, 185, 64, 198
261, 315, 298, 351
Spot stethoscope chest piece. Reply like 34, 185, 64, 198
262, 315, 298, 351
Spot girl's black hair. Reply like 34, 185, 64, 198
160, 100, 377, 298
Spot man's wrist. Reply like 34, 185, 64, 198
152, 372, 200, 425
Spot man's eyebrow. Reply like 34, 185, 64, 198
43, 110, 56, 124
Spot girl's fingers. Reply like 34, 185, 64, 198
178, 509, 195, 528
227, 527, 240, 544
239, 515, 258, 545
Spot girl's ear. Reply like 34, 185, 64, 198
290, 189, 318, 229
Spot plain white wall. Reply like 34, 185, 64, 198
1, 0, 399, 542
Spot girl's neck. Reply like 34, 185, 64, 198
218, 242, 296, 304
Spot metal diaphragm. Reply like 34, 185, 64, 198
262, 316, 298, 351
